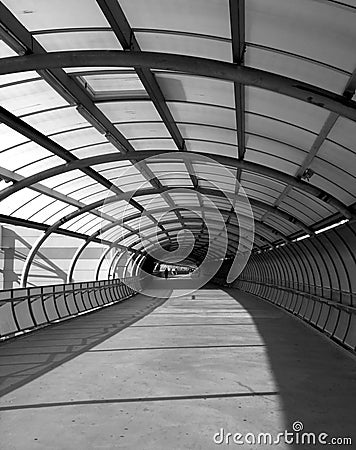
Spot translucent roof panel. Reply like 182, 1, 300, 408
136, 32, 232, 62
245, 113, 316, 152
0, 139, 65, 176
0, 71, 39, 86
245, 45, 349, 95
156, 73, 235, 108
34, 31, 122, 52
130, 138, 177, 151
23, 107, 87, 136
3, 0, 110, 31
72, 143, 118, 159
120, 0, 231, 38
30, 203, 78, 225
245, 88, 329, 134
116, 122, 171, 139
167, 102, 236, 129
52, 127, 104, 150
178, 124, 237, 146
80, 72, 147, 100
245, 0, 356, 73
0, 0, 355, 257
97, 101, 161, 123
0, 40, 16, 58
186, 140, 238, 158
1, 79, 68, 116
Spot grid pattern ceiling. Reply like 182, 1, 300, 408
0, 0, 355, 261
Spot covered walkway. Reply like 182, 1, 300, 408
1, 285, 355, 449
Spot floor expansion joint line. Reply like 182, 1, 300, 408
0, 391, 280, 411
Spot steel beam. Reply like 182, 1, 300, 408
261, 66, 356, 222
0, 150, 351, 219
229, 0, 246, 163
18, 183, 307, 287
2, 51, 356, 122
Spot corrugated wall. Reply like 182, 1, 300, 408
234, 221, 356, 352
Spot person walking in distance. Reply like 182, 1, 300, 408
164, 267, 169, 280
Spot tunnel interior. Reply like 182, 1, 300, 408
0, 0, 355, 448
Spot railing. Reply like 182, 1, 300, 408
234, 278, 356, 352
0, 278, 142, 341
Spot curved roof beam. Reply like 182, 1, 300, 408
1, 51, 356, 121
104, 205, 289, 243
106, 219, 260, 250
0, 150, 351, 220
19, 184, 299, 287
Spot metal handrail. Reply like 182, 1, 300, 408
0, 277, 141, 341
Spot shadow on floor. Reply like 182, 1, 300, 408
0, 294, 169, 397
220, 285, 356, 447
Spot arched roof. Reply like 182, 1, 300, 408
0, 0, 355, 268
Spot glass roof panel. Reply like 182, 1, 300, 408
0, 40, 16, 58
116, 122, 170, 139
16, 155, 66, 177
45, 205, 78, 225
65, 184, 104, 200
80, 191, 115, 205
242, 181, 283, 199
137, 32, 232, 62
79, 217, 109, 235
120, 0, 231, 38
167, 102, 236, 129
1, 79, 68, 116
2, 0, 110, 31
0, 124, 28, 149
246, 87, 329, 134
311, 156, 356, 197
156, 74, 235, 108
23, 107, 87, 136
72, 143, 118, 158
246, 135, 307, 166
130, 138, 178, 151
41, 171, 87, 189
0, 188, 38, 215
97, 101, 161, 123
0, 71, 39, 86
186, 140, 238, 158
52, 127, 104, 150
287, 189, 334, 217
0, 141, 62, 173
245, 113, 315, 153
279, 199, 324, 224
241, 172, 286, 192
62, 212, 98, 232
35, 31, 122, 52
318, 140, 355, 179
245, 0, 356, 73
245, 45, 348, 95
9, 195, 54, 219
29, 200, 77, 225
264, 216, 299, 235
245, 149, 298, 176
243, 189, 278, 205
81, 72, 147, 100
199, 179, 235, 192
178, 123, 237, 146
304, 170, 355, 205
327, 117, 356, 152
99, 201, 137, 216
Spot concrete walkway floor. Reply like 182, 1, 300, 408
0, 286, 355, 449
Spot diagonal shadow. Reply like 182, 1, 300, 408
0, 293, 169, 397
219, 285, 356, 448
